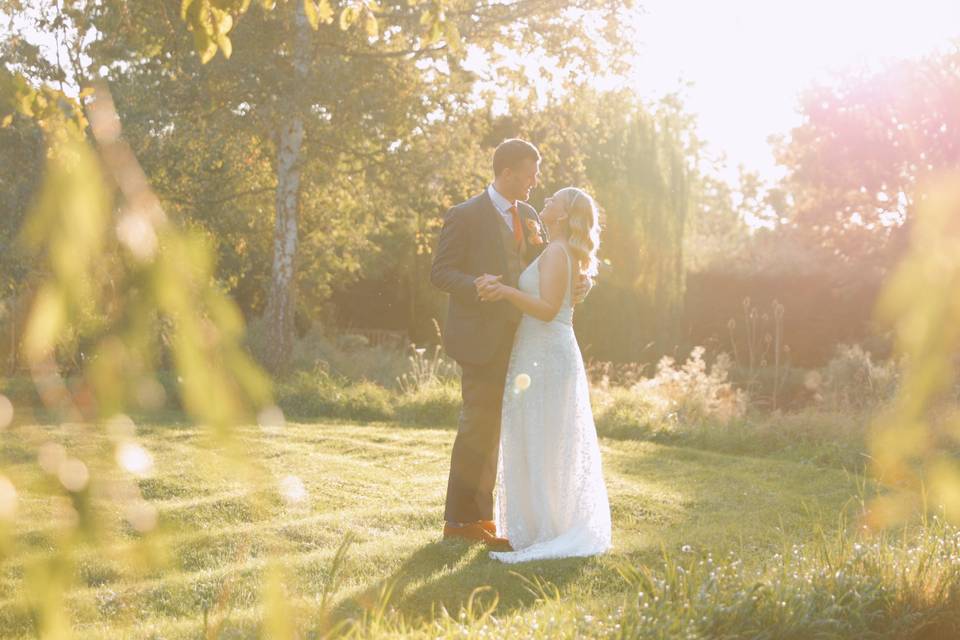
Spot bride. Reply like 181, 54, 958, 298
479, 186, 612, 563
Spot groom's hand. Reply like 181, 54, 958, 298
475, 274, 503, 301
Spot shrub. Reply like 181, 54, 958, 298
246, 318, 411, 388
812, 343, 899, 412
396, 344, 459, 394
395, 380, 461, 426
0, 374, 41, 406
635, 347, 747, 425
586, 360, 650, 389
592, 386, 660, 438
276, 369, 394, 422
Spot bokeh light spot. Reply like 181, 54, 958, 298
38, 442, 67, 475
513, 373, 531, 394
58, 458, 89, 492
279, 475, 307, 504
116, 442, 154, 477
0, 476, 17, 521
0, 395, 12, 430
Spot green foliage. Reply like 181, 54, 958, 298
592, 385, 659, 438
0, 375, 42, 407
179, 0, 455, 64
612, 516, 960, 640
591, 378, 872, 470
0, 75, 276, 637
247, 321, 413, 388
773, 46, 960, 264
394, 380, 460, 426
869, 180, 960, 527
813, 343, 899, 412
491, 89, 700, 361
275, 369, 393, 421
635, 347, 747, 425
0, 113, 43, 307
396, 343, 458, 395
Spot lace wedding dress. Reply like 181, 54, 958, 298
489, 244, 612, 564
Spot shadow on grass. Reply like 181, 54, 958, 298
328, 539, 593, 630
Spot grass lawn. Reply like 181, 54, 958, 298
0, 419, 956, 639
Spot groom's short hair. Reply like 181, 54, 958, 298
493, 138, 540, 177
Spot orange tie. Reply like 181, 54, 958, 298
509, 204, 523, 250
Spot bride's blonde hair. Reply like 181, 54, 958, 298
556, 187, 600, 277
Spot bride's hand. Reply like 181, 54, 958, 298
475, 274, 503, 301
482, 282, 509, 302
572, 273, 593, 305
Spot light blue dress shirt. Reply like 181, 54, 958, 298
487, 184, 516, 233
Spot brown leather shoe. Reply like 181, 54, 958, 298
478, 520, 497, 536
443, 522, 512, 550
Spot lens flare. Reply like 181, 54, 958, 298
38, 442, 67, 474
257, 405, 286, 429
116, 442, 154, 477
0, 476, 17, 521
0, 395, 12, 429
513, 373, 531, 393
125, 501, 158, 533
279, 475, 307, 504
106, 414, 136, 440
58, 458, 89, 492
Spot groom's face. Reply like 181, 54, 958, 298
504, 158, 540, 202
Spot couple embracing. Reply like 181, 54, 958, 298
430, 138, 612, 563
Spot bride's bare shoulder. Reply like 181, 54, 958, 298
541, 242, 571, 262
538, 242, 571, 276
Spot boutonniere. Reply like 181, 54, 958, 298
525, 218, 545, 245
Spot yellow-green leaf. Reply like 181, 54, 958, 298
317, 0, 334, 24
363, 11, 378, 39
303, 0, 320, 29
339, 5, 358, 30
193, 30, 217, 63
216, 10, 233, 34
444, 21, 461, 52
22, 285, 65, 363
180, 0, 195, 21
217, 33, 233, 58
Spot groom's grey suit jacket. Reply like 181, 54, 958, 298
431, 190, 548, 366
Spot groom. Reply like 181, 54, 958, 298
430, 138, 589, 548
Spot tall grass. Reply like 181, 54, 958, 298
322, 512, 960, 638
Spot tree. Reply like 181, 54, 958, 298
19, 0, 635, 373
339, 86, 703, 361
773, 44, 960, 267
172, 0, 639, 373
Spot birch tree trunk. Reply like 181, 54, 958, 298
263, 1, 311, 375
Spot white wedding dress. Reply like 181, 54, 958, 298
489, 244, 612, 564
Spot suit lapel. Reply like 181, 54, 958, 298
519, 205, 546, 262
480, 190, 509, 277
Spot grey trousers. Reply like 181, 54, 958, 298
443, 330, 516, 524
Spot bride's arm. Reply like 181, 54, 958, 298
495, 244, 569, 322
